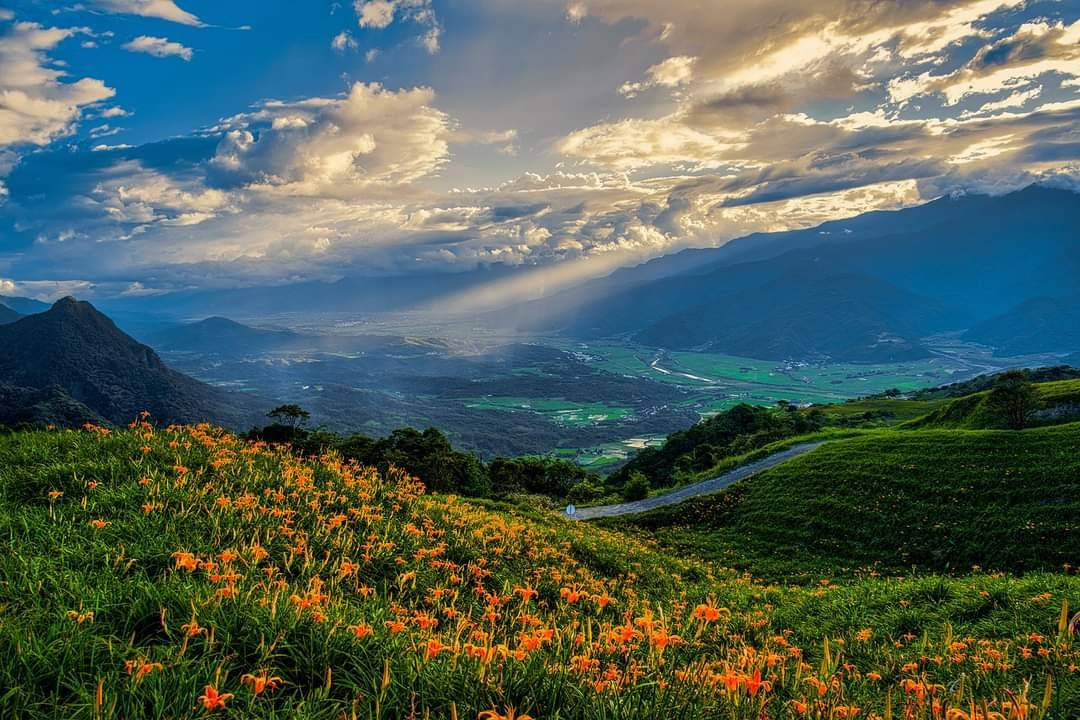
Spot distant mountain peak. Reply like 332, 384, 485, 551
0, 299, 263, 427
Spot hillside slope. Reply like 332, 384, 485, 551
0, 298, 264, 428
905, 379, 1080, 429
618, 424, 1080, 578
0, 294, 50, 315
633, 272, 945, 360
0, 424, 1076, 718
0, 303, 20, 324
963, 296, 1080, 356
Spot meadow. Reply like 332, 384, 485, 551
614, 423, 1080, 581
0, 421, 1077, 719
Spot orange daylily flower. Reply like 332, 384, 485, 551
240, 672, 282, 696
349, 623, 374, 640
198, 684, 233, 711
478, 707, 534, 720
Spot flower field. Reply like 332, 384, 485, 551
0, 421, 1077, 718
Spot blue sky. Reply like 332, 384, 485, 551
0, 0, 1078, 305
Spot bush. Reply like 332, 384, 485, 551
622, 471, 650, 501
567, 480, 604, 503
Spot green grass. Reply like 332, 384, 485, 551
615, 423, 1080, 581
816, 397, 950, 424
906, 379, 1080, 430
1, 424, 1078, 718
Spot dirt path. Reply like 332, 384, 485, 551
570, 441, 828, 520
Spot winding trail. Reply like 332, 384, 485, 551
570, 441, 828, 520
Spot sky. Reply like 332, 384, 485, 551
0, 0, 1078, 305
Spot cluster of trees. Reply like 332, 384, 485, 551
250, 367, 1048, 507
248, 406, 600, 502
985, 371, 1041, 430
609, 403, 827, 490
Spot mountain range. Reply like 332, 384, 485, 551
0, 298, 265, 428
146, 316, 305, 355
0, 295, 50, 315
500, 185, 1079, 360
88, 184, 1079, 362
0, 304, 20, 325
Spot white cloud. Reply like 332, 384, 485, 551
620, 56, 696, 97
356, 0, 395, 28
210, 82, 451, 196
94, 0, 204, 27
122, 35, 193, 60
331, 31, 358, 52
354, 0, 440, 53
90, 160, 231, 226
0, 21, 114, 147
559, 114, 741, 170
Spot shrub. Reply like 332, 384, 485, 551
622, 471, 650, 501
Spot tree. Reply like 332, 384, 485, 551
986, 371, 1040, 430
267, 404, 310, 430
621, 471, 650, 501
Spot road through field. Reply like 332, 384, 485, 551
570, 441, 828, 520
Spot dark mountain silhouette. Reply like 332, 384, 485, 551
148, 316, 304, 355
0, 384, 104, 428
0, 298, 265, 427
0, 304, 20, 325
0, 294, 50, 315
964, 296, 1080, 356
506, 185, 1078, 359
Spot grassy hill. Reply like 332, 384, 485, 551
905, 379, 1080, 430
611, 376, 1080, 497
614, 423, 1080, 579
1, 423, 1077, 718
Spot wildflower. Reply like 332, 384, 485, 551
47, 490, 63, 500
124, 659, 163, 681
198, 685, 233, 711
746, 669, 770, 697
349, 623, 374, 640
692, 603, 725, 623
240, 672, 282, 696
424, 638, 449, 660
89, 519, 109, 529
478, 708, 534, 720
855, 628, 872, 641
